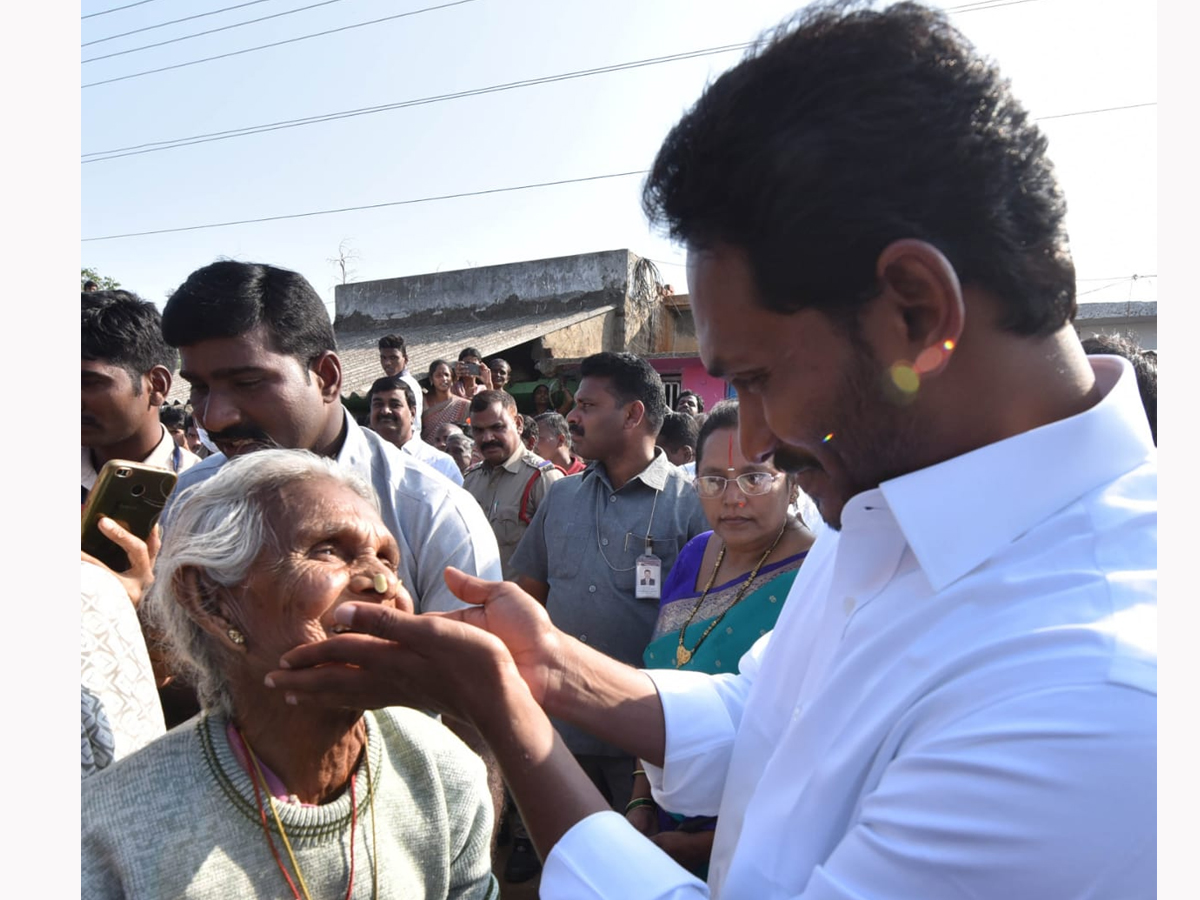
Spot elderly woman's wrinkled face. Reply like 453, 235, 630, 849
235, 477, 409, 666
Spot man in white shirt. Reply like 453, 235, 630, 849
266, 5, 1156, 899
378, 333, 423, 425
161, 261, 501, 614
82, 290, 200, 504
367, 376, 463, 486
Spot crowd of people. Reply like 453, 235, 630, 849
81, 3, 1156, 899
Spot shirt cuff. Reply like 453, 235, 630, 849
641, 667, 740, 814
542, 811, 708, 900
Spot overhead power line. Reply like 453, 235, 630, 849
82, 0, 479, 88
84, 0, 355, 61
81, 0, 1033, 89
83, 0, 164, 19
84, 0, 282, 48
82, 42, 753, 162
81, 170, 649, 242
1037, 101, 1156, 120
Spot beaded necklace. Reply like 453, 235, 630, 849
240, 728, 378, 900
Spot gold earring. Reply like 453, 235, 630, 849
227, 628, 245, 645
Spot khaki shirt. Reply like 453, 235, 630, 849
463, 446, 564, 579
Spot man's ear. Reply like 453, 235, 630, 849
513, 413, 524, 433
864, 238, 965, 380
681, 445, 696, 464
312, 351, 343, 403
624, 399, 647, 431
174, 567, 248, 653
146, 365, 172, 407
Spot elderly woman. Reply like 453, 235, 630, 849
627, 400, 815, 875
81, 450, 497, 899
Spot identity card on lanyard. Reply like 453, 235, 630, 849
635, 536, 662, 600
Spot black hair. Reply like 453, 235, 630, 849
458, 347, 483, 361
159, 404, 187, 430
579, 351, 668, 434
470, 389, 517, 415
83, 280, 99, 292
82, 290, 175, 391
1081, 333, 1156, 444
378, 334, 407, 355
522, 417, 539, 444
643, 1, 1075, 336
428, 358, 454, 379
534, 412, 571, 445
695, 400, 741, 466
367, 375, 415, 412
162, 262, 336, 368
676, 390, 705, 413
657, 411, 700, 452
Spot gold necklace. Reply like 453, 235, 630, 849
675, 522, 788, 667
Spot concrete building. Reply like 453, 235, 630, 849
332, 249, 677, 408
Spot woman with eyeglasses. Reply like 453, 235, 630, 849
627, 399, 815, 875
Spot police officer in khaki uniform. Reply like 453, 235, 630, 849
463, 390, 564, 579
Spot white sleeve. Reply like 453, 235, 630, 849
542, 812, 709, 900
640, 632, 768, 816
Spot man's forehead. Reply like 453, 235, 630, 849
473, 403, 512, 425
179, 327, 292, 374
576, 376, 616, 403
371, 389, 406, 404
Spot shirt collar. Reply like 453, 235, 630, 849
81, 424, 179, 490
588, 447, 673, 492
335, 408, 372, 470
499, 446, 527, 473
858, 356, 1154, 593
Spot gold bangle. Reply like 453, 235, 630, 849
625, 797, 656, 814
632, 769, 646, 778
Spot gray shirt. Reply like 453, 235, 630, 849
510, 448, 707, 755
166, 410, 502, 613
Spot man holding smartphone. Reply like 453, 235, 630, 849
82, 291, 200, 504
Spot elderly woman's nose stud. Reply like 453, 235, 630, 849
227, 628, 246, 645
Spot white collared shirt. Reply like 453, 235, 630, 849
401, 434, 464, 486
399, 369, 424, 424
543, 356, 1157, 899
82, 424, 201, 495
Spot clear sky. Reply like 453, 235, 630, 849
81, 0, 1156, 315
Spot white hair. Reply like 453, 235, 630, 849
146, 449, 378, 714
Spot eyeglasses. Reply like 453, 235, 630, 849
693, 471, 782, 499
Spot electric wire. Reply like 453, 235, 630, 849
81, 0, 478, 88
82, 42, 753, 161
81, 0, 1033, 88
84, 0, 355, 61
81, 170, 649, 242
83, 0, 164, 19
83, 0, 277, 47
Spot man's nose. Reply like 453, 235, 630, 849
737, 396, 777, 464
196, 390, 240, 434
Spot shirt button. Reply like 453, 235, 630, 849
601, 538, 609, 546
609, 495, 616, 503
579, 634, 588, 643
588, 585, 597, 593
843, 596, 856, 615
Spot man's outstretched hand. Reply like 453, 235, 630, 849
266, 567, 565, 724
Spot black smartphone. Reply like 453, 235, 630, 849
81, 460, 178, 572
463, 362, 482, 377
